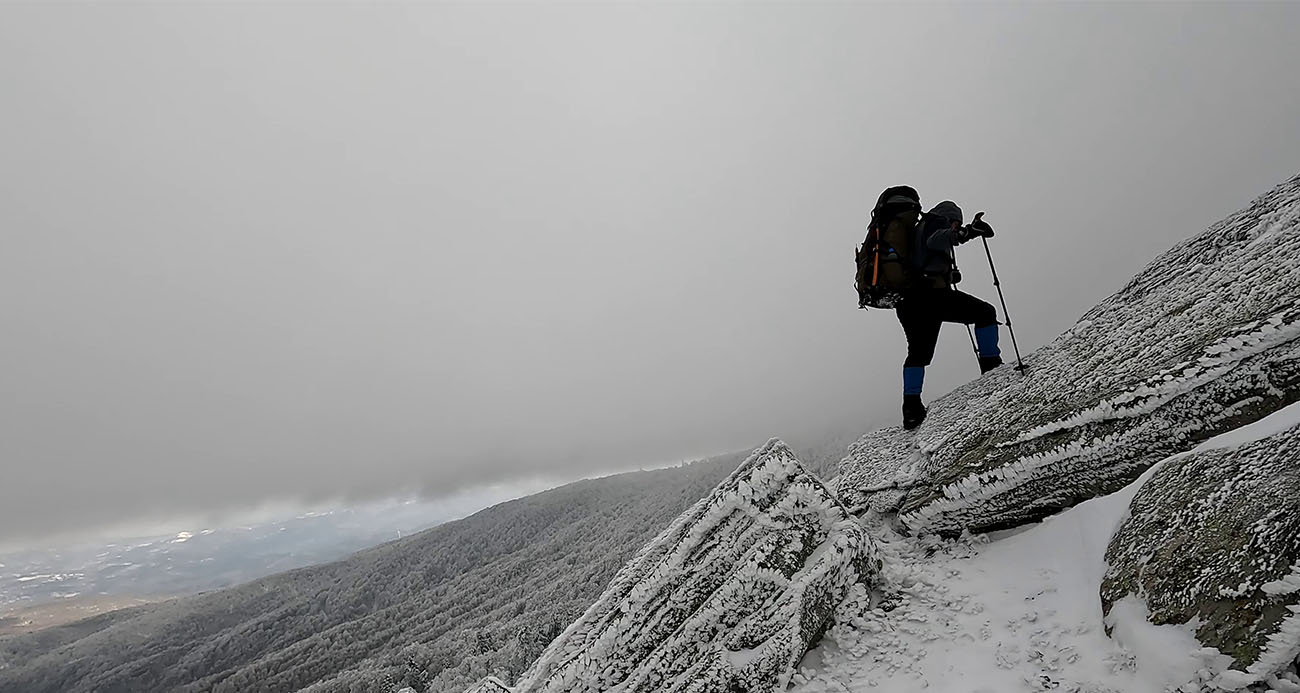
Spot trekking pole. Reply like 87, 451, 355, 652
981, 235, 1027, 373
964, 324, 981, 368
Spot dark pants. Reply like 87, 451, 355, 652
895, 288, 998, 368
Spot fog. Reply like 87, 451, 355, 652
3, 2, 1299, 546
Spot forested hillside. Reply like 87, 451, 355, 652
0, 456, 739, 693
0, 437, 856, 693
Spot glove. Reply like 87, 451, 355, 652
968, 212, 994, 238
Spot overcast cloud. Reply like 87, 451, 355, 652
3, 2, 1299, 547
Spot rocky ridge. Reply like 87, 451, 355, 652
837, 173, 1300, 536
472, 174, 1300, 692
472, 440, 881, 693
827, 173, 1300, 687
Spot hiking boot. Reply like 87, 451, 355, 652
902, 394, 927, 430
979, 355, 1004, 374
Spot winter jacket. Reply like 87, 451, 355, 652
911, 213, 974, 289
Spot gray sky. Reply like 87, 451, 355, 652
3, 2, 1299, 548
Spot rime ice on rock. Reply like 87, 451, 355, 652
461, 175, 1300, 693
464, 677, 512, 693
1101, 424, 1300, 687
832, 432, 929, 515
472, 439, 881, 693
835, 173, 1300, 536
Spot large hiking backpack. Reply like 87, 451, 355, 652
856, 186, 922, 308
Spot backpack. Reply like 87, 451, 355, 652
855, 186, 922, 308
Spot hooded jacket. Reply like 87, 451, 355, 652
912, 201, 974, 289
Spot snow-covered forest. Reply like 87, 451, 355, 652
0, 438, 854, 693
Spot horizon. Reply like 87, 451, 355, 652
5, 2, 1300, 548
0, 444, 735, 553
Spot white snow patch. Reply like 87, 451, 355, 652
1186, 400, 1300, 453
1009, 314, 1300, 445
797, 407, 1300, 692
1104, 596, 1225, 688
1262, 563, 1300, 597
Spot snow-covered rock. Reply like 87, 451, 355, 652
464, 677, 512, 693
798, 405, 1300, 693
833, 432, 928, 516
1101, 422, 1300, 687
477, 439, 881, 693
465, 175, 1300, 693
837, 172, 1300, 537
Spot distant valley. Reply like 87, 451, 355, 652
0, 484, 557, 634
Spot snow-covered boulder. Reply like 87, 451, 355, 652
833, 431, 927, 515
483, 439, 881, 693
1101, 423, 1300, 688
836, 173, 1300, 536
464, 677, 512, 693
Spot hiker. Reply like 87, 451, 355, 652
855, 187, 1001, 430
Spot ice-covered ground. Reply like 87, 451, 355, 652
791, 403, 1300, 693
505, 440, 878, 693
835, 174, 1300, 537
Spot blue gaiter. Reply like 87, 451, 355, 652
903, 366, 925, 396
975, 325, 1001, 358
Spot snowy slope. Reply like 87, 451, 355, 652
0, 457, 746, 693
471, 440, 880, 693
1102, 415, 1300, 687
837, 173, 1300, 536
794, 403, 1300, 693
461, 175, 1300, 693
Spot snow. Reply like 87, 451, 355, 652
1009, 314, 1300, 446
1186, 399, 1300, 453
838, 174, 1300, 537
896, 315, 1300, 536
1104, 596, 1223, 689
1262, 565, 1300, 598
793, 403, 1300, 693
509, 440, 879, 693
13, 573, 82, 583
460, 179, 1300, 693
1248, 602, 1300, 686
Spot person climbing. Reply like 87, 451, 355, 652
897, 200, 1000, 429
855, 188, 1001, 430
